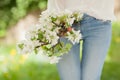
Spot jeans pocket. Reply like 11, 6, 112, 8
80, 13, 96, 24
80, 13, 111, 25
93, 19, 112, 27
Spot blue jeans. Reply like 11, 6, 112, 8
56, 13, 112, 80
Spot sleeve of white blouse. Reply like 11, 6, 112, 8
46, 0, 65, 11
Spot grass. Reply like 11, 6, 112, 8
102, 62, 120, 80
0, 62, 60, 80
108, 22, 120, 62
0, 21, 120, 80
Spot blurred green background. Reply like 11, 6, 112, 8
0, 0, 120, 80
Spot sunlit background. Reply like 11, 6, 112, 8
0, 0, 120, 80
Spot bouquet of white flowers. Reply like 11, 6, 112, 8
16, 9, 83, 64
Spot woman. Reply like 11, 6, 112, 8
46, 0, 116, 80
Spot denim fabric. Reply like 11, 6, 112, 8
56, 13, 112, 80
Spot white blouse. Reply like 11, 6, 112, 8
46, 0, 116, 21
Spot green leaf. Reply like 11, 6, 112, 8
51, 17, 57, 21
46, 44, 52, 49
31, 37, 36, 41
34, 48, 38, 54
54, 43, 72, 56
18, 43, 24, 49
38, 32, 44, 39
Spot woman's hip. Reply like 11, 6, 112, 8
72, 13, 112, 39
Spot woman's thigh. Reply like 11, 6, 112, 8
75, 13, 112, 80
